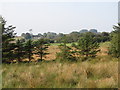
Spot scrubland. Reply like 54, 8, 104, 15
2, 42, 119, 88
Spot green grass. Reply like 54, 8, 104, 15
50, 43, 61, 46
51, 41, 110, 47
50, 42, 77, 46
100, 41, 111, 47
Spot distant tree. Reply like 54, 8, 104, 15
34, 38, 49, 61
101, 32, 109, 36
38, 33, 43, 37
22, 33, 32, 40
109, 23, 120, 58
66, 35, 74, 43
72, 32, 100, 60
94, 35, 102, 43
25, 33, 32, 39
79, 29, 88, 33
43, 33, 47, 38
21, 33, 26, 37
1, 16, 16, 63
69, 31, 80, 42
46, 32, 57, 39
101, 32, 110, 42
55, 33, 65, 43
89, 29, 97, 33
58, 33, 64, 37
24, 40, 34, 62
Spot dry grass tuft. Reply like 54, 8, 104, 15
2, 58, 118, 88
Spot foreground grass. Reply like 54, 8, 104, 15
2, 56, 118, 88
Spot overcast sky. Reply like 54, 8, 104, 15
0, 1, 118, 35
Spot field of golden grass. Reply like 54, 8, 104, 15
2, 42, 119, 88
2, 58, 118, 88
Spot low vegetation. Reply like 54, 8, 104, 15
2, 57, 118, 88
1, 16, 119, 88
2, 39, 119, 88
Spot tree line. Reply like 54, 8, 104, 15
21, 30, 110, 43
1, 16, 120, 63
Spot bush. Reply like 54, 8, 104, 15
109, 23, 120, 58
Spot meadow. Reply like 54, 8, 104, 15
2, 42, 119, 88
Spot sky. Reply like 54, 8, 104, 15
0, 1, 118, 35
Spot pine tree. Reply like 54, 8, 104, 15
34, 38, 49, 61
56, 35, 76, 62
14, 39, 25, 62
0, 16, 16, 63
72, 32, 100, 60
109, 23, 120, 58
24, 40, 34, 62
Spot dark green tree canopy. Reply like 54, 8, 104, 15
72, 32, 100, 60
24, 39, 34, 62
56, 35, 76, 62
1, 16, 16, 63
34, 38, 50, 61
109, 23, 120, 58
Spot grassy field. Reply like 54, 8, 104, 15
50, 42, 73, 46
2, 42, 119, 88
